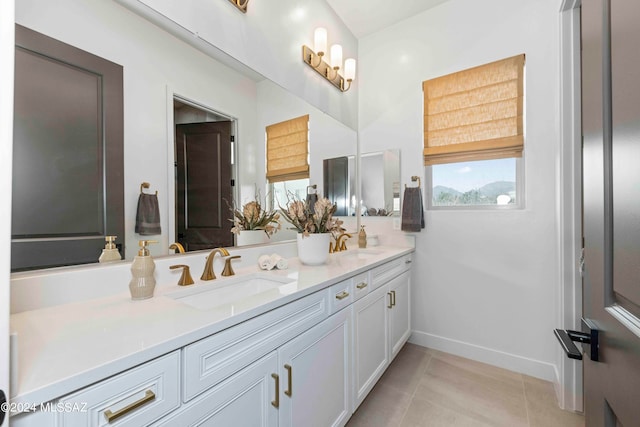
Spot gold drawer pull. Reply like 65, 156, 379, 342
356, 282, 368, 290
388, 292, 393, 309
391, 290, 396, 307
284, 364, 293, 397
335, 291, 350, 300
104, 389, 156, 423
271, 373, 280, 408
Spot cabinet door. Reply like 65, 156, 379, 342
352, 284, 389, 410
388, 270, 411, 361
278, 308, 351, 427
156, 352, 278, 427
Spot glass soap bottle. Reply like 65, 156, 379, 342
129, 240, 157, 300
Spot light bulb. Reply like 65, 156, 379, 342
314, 28, 327, 55
330, 44, 342, 69
344, 58, 356, 80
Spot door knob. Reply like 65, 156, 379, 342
554, 318, 599, 362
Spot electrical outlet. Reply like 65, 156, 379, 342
393, 217, 401, 230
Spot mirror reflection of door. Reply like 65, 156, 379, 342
323, 156, 349, 216
581, 0, 640, 425
174, 100, 235, 251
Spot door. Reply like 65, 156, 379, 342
582, 0, 640, 425
278, 308, 351, 427
353, 284, 389, 409
175, 121, 233, 251
387, 271, 411, 361
156, 352, 278, 427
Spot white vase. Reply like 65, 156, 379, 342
296, 233, 330, 265
236, 230, 269, 246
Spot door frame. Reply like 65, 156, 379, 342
165, 86, 239, 248
557, 0, 583, 412
1, 0, 15, 420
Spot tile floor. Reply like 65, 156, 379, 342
346, 343, 585, 427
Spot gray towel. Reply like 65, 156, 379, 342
135, 193, 161, 235
306, 193, 319, 213
401, 187, 425, 232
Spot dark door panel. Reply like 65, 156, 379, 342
12, 25, 123, 271
176, 122, 233, 251
581, 1, 640, 425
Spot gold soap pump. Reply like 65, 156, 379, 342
129, 240, 158, 300
99, 235, 121, 263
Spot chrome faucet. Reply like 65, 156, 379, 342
331, 233, 352, 253
201, 247, 231, 280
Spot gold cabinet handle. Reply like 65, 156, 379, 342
104, 390, 155, 423
271, 373, 280, 408
391, 290, 396, 307
335, 291, 350, 300
388, 292, 393, 309
356, 282, 368, 290
284, 364, 293, 397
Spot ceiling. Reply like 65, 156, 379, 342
326, 0, 451, 39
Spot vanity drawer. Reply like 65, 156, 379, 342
182, 289, 328, 401
328, 278, 354, 314
352, 272, 370, 301
370, 254, 413, 290
57, 351, 180, 427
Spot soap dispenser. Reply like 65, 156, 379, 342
358, 225, 367, 249
99, 236, 121, 263
129, 240, 158, 300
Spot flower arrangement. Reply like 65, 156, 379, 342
280, 195, 344, 237
229, 198, 280, 238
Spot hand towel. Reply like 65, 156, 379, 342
135, 193, 161, 235
306, 193, 318, 213
258, 254, 276, 270
270, 254, 289, 270
401, 187, 425, 232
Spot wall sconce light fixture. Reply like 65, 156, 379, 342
302, 28, 356, 92
228, 0, 248, 13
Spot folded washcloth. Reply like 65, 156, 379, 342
270, 254, 289, 270
401, 186, 425, 232
258, 255, 276, 270
275, 257, 288, 270
135, 193, 161, 235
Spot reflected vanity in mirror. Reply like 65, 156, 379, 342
323, 149, 401, 217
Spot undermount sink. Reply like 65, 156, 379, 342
166, 273, 296, 311
338, 248, 385, 260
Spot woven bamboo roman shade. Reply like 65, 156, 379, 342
422, 54, 525, 166
266, 114, 310, 183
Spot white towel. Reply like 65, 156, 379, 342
270, 254, 288, 270
258, 255, 275, 270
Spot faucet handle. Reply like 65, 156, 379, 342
222, 255, 241, 277
170, 264, 194, 286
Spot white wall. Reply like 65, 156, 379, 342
121, 0, 358, 129
359, 0, 562, 381
16, 0, 261, 258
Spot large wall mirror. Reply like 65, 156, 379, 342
323, 149, 401, 218
13, 0, 359, 270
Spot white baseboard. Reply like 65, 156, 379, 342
409, 330, 557, 382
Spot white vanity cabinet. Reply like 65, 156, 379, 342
278, 306, 351, 427
352, 253, 412, 410
10, 249, 413, 427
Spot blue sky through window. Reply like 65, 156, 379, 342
432, 158, 516, 193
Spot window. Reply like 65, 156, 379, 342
265, 115, 310, 209
423, 54, 524, 208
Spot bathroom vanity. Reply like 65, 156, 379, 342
9, 243, 413, 426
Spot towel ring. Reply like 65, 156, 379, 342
140, 182, 158, 196
404, 176, 421, 189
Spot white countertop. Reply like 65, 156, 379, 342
10, 245, 413, 406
